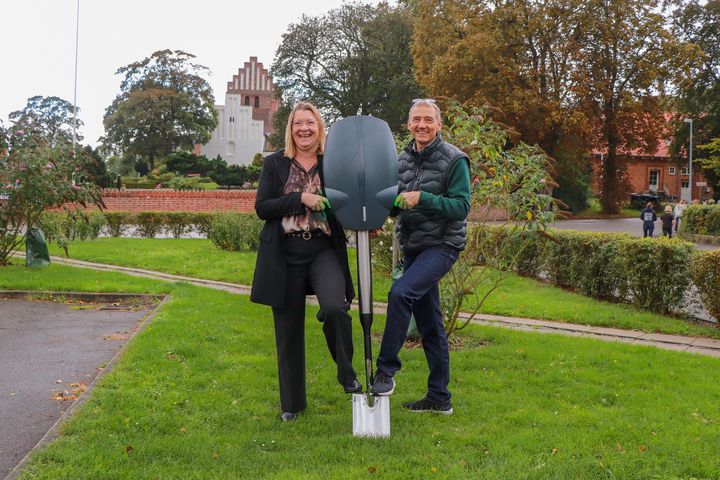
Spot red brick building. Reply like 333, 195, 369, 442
590, 123, 712, 202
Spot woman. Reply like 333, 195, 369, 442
250, 102, 360, 422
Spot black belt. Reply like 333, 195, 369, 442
285, 230, 328, 240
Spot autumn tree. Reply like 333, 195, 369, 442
102, 49, 218, 171
272, 2, 424, 134
411, 0, 594, 212
575, 0, 698, 213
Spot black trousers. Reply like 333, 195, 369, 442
271, 236, 356, 413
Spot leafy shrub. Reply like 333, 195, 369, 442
37, 211, 106, 256
122, 178, 156, 189
692, 250, 720, 323
208, 212, 263, 251
468, 225, 543, 277
543, 231, 629, 299
192, 212, 215, 237
613, 237, 694, 313
104, 211, 133, 237
135, 212, 165, 238
163, 212, 194, 238
370, 217, 396, 273
680, 205, 720, 236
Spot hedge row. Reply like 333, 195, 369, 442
680, 205, 720, 236
469, 225, 712, 318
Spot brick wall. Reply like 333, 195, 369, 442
98, 189, 257, 212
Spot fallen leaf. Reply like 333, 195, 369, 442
180, 427, 187, 433
368, 467, 377, 474
431, 467, 439, 473
651, 432, 657, 436
212, 452, 219, 459
551, 448, 558, 455
639, 445, 647, 452
615, 442, 623, 452
126, 445, 134, 455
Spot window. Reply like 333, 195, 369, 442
668, 167, 676, 175
648, 169, 659, 191
229, 117, 234, 123
254, 96, 260, 108
681, 167, 689, 175
244, 96, 250, 106
681, 180, 689, 188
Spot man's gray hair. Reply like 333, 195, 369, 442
408, 99, 441, 122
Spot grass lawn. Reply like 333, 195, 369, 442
570, 197, 640, 219
1, 264, 719, 479
47, 238, 720, 339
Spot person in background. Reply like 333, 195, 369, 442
250, 101, 360, 423
370, 99, 471, 415
641, 201, 657, 238
673, 199, 687, 233
661, 205, 674, 238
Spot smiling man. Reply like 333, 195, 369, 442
370, 99, 471, 415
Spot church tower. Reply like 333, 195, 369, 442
226, 57, 279, 137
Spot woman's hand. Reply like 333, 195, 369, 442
301, 192, 331, 211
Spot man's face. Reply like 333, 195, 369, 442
407, 104, 441, 151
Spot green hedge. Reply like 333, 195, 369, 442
680, 205, 720, 236
692, 250, 720, 323
469, 225, 697, 315
207, 212, 263, 251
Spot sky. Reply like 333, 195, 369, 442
1, 0, 385, 147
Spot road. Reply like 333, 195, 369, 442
551, 218, 718, 250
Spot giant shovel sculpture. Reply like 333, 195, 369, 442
323, 116, 397, 437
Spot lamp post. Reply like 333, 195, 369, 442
684, 118, 693, 202
72, 0, 80, 152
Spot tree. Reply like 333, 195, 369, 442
8, 96, 82, 149
576, 0, 698, 213
165, 151, 211, 176
102, 49, 218, 171
670, 0, 720, 195
83, 145, 112, 188
410, 0, 698, 213
0, 136, 103, 266
410, 0, 594, 213
697, 137, 720, 197
272, 2, 425, 133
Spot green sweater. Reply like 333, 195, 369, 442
391, 158, 471, 220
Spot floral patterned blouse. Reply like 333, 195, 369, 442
281, 159, 331, 236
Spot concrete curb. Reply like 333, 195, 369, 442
44, 255, 720, 358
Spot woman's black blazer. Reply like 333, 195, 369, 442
250, 150, 355, 309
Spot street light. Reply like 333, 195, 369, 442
72, 0, 80, 152
684, 118, 693, 202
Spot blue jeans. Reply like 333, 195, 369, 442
377, 244, 459, 402
643, 222, 654, 238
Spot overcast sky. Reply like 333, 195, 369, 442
1, 0, 386, 147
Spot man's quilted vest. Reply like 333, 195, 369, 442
396, 135, 467, 254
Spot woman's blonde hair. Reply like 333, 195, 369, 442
284, 101, 326, 159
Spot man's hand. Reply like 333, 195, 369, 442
394, 191, 421, 209
301, 192, 331, 211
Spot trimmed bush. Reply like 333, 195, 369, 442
135, 212, 165, 238
680, 205, 720, 236
164, 212, 194, 238
692, 250, 720, 323
192, 213, 215, 237
468, 225, 543, 277
104, 211, 133, 237
208, 212, 263, 251
615, 237, 694, 313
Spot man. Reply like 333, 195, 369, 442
640, 201, 657, 238
370, 99, 471, 415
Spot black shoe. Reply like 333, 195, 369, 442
280, 411, 299, 422
403, 397, 453, 415
343, 379, 363, 394
370, 372, 395, 396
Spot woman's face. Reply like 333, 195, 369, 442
291, 109, 320, 155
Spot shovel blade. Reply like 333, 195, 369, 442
352, 394, 390, 438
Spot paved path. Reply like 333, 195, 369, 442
0, 297, 153, 479
44, 256, 720, 358
552, 218, 718, 250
